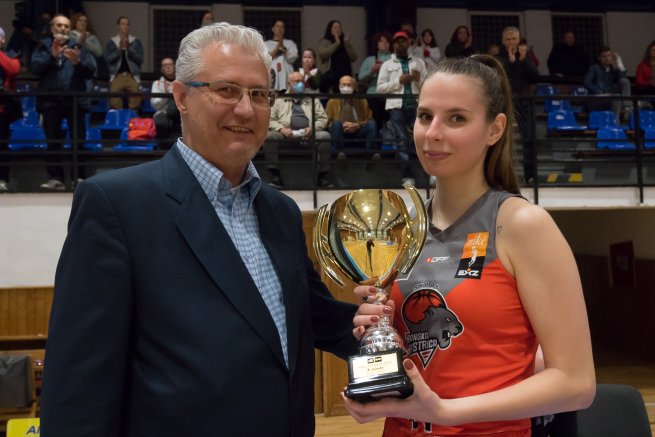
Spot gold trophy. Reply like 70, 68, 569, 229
313, 186, 427, 402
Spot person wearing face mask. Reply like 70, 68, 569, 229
326, 75, 378, 158
264, 71, 333, 189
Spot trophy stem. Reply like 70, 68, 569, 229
360, 313, 406, 355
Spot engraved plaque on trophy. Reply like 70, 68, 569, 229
313, 186, 427, 402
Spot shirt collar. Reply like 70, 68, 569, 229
175, 138, 261, 207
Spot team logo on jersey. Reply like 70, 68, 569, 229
454, 232, 489, 279
401, 283, 463, 368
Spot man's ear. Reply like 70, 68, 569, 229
172, 81, 188, 114
488, 113, 506, 146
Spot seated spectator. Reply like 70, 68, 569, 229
547, 31, 589, 80
635, 41, 655, 96
70, 13, 103, 83
298, 48, 321, 93
358, 31, 392, 129
105, 16, 143, 110
199, 10, 215, 27
584, 46, 633, 120
325, 75, 378, 156
263, 71, 332, 189
445, 25, 474, 58
418, 28, 441, 74
377, 31, 427, 186
0, 26, 21, 192
150, 57, 180, 144
317, 20, 357, 93
265, 19, 298, 92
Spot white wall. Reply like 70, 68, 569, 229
605, 11, 654, 75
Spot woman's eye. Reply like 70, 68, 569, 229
450, 114, 465, 123
417, 112, 432, 122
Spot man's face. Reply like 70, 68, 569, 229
564, 32, 575, 46
51, 16, 71, 37
502, 31, 519, 51
339, 76, 354, 91
393, 37, 409, 56
287, 72, 303, 93
118, 18, 130, 35
173, 42, 270, 183
160, 58, 175, 80
599, 51, 613, 67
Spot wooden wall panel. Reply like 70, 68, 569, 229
0, 287, 53, 337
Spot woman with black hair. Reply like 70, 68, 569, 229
317, 20, 357, 93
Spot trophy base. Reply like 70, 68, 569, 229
344, 348, 414, 403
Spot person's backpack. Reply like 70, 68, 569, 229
127, 117, 156, 140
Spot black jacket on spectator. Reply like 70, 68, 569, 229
547, 43, 590, 78
498, 47, 539, 96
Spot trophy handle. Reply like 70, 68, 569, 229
401, 185, 428, 275
313, 204, 346, 287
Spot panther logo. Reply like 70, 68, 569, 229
401, 287, 463, 368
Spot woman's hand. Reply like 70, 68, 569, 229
352, 284, 394, 340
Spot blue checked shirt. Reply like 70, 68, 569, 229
176, 140, 289, 366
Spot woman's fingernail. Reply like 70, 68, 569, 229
404, 359, 414, 371
368, 287, 378, 293
383, 306, 393, 314
371, 316, 379, 323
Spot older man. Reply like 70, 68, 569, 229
40, 22, 358, 436
30, 14, 96, 190
264, 71, 333, 188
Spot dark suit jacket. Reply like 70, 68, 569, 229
40, 147, 358, 436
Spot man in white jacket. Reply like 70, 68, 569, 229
150, 57, 180, 143
377, 31, 426, 186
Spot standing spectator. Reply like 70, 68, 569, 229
520, 37, 539, 68
445, 25, 474, 58
419, 28, 442, 74
105, 16, 143, 110
199, 10, 215, 27
70, 13, 102, 89
264, 71, 333, 189
0, 26, 21, 192
358, 31, 392, 129
150, 57, 179, 143
498, 26, 539, 184
635, 41, 655, 96
487, 42, 501, 57
325, 75, 378, 155
584, 46, 633, 120
265, 19, 298, 92
547, 31, 589, 80
31, 14, 96, 190
400, 22, 422, 61
377, 31, 427, 186
298, 48, 322, 93
317, 20, 358, 93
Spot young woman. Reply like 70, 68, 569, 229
265, 19, 298, 92
445, 25, 475, 58
317, 20, 358, 92
419, 28, 441, 74
298, 48, 322, 93
345, 55, 595, 436
635, 41, 655, 96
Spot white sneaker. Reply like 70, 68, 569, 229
0, 180, 8, 192
401, 177, 416, 187
40, 179, 65, 190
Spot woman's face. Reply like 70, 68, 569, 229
377, 36, 390, 52
302, 50, 315, 68
75, 15, 88, 32
414, 73, 505, 181
331, 22, 342, 36
422, 32, 432, 45
457, 27, 468, 43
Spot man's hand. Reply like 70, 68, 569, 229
63, 47, 80, 65
343, 121, 360, 133
119, 37, 128, 49
303, 127, 313, 138
280, 127, 293, 138
518, 44, 528, 61
51, 39, 65, 58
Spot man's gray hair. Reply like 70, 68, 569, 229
502, 26, 520, 36
176, 22, 272, 83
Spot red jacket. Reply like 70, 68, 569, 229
635, 62, 653, 87
0, 50, 20, 91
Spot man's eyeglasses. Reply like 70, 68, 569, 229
185, 81, 276, 107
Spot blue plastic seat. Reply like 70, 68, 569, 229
545, 98, 572, 113
570, 86, 588, 96
8, 126, 48, 150
90, 85, 109, 113
113, 128, 156, 151
97, 109, 137, 131
597, 127, 635, 150
536, 84, 558, 96
588, 111, 622, 130
644, 128, 655, 149
629, 110, 655, 130
9, 110, 39, 129
20, 95, 36, 113
64, 127, 104, 151
547, 109, 587, 131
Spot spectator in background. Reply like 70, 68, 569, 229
487, 42, 501, 57
445, 25, 474, 58
547, 31, 589, 80
317, 20, 358, 93
0, 26, 21, 192
635, 41, 655, 97
199, 10, 215, 27
31, 14, 96, 190
419, 28, 441, 74
298, 48, 322, 93
399, 22, 421, 60
377, 30, 427, 187
498, 26, 538, 184
325, 75, 378, 156
70, 13, 102, 88
105, 16, 143, 110
584, 46, 633, 121
264, 71, 333, 189
358, 31, 392, 129
150, 57, 179, 143
520, 37, 539, 67
265, 19, 298, 92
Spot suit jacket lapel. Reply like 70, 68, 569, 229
161, 149, 286, 368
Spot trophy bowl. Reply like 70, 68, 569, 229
313, 186, 427, 402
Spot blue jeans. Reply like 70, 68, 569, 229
387, 108, 416, 178
329, 119, 378, 150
